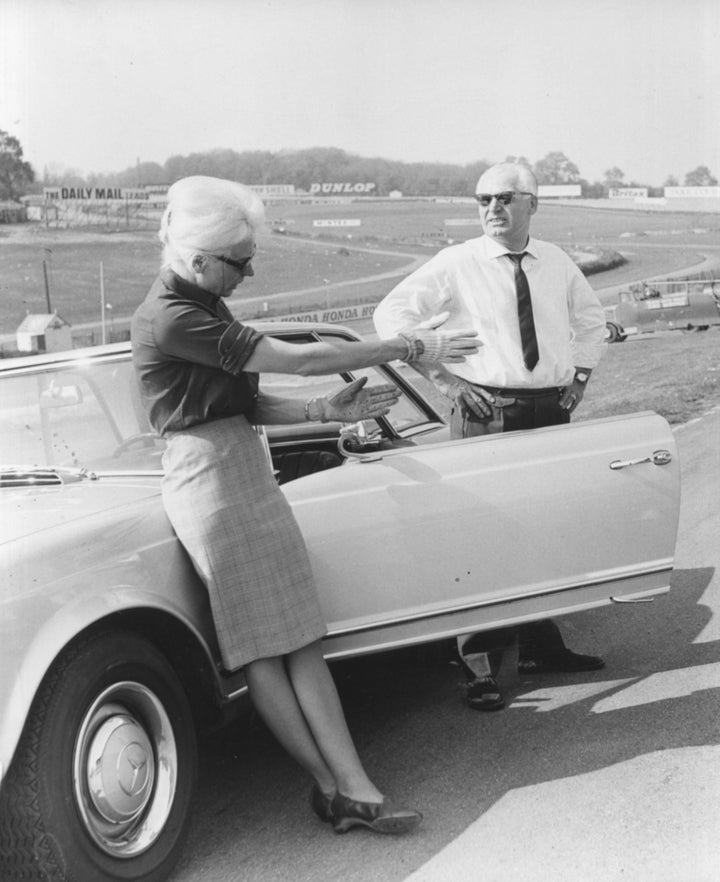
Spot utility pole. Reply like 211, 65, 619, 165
100, 262, 106, 344
42, 259, 52, 313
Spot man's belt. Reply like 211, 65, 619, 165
469, 384, 561, 406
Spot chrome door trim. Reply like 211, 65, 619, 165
325, 560, 674, 639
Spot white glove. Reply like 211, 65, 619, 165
305, 377, 400, 423
399, 311, 480, 366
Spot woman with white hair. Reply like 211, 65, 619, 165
131, 176, 478, 834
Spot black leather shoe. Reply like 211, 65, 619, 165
465, 676, 506, 711
329, 793, 422, 834
309, 785, 334, 822
518, 650, 605, 674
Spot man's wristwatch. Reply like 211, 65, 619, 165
574, 370, 590, 385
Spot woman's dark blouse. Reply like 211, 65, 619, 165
131, 270, 264, 436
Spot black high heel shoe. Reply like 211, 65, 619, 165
329, 792, 422, 834
309, 785, 334, 823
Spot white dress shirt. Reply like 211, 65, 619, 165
374, 235, 606, 389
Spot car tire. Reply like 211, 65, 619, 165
605, 322, 626, 343
0, 630, 198, 882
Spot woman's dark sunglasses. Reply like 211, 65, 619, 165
474, 191, 534, 207
216, 246, 256, 272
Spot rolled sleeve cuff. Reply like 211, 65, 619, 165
218, 321, 263, 374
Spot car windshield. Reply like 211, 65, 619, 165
260, 363, 435, 436
0, 354, 160, 472
0, 337, 442, 473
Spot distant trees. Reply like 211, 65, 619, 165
603, 167, 625, 188
0, 130, 35, 200
504, 155, 532, 169
532, 151, 581, 184
20, 139, 718, 199
152, 147, 490, 197
684, 165, 718, 186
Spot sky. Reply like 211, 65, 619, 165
2, 0, 719, 186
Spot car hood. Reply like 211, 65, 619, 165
0, 477, 163, 546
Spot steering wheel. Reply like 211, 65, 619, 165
112, 433, 164, 458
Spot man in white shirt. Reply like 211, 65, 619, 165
373, 161, 607, 711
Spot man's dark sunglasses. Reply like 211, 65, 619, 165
474, 190, 534, 207
216, 246, 256, 272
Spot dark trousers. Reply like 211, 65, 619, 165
452, 385, 570, 681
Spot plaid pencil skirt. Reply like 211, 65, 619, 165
161, 414, 327, 671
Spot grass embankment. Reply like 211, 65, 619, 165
581, 330, 720, 425
411, 329, 720, 427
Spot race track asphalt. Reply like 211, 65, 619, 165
169, 408, 720, 882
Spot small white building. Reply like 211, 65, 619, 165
16, 313, 72, 353
0, 199, 27, 223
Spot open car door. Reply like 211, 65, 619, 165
283, 412, 680, 660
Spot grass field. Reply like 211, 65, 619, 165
2, 201, 719, 334
410, 328, 720, 427
2, 201, 719, 424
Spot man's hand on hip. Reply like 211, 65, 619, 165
559, 379, 586, 412
447, 380, 495, 419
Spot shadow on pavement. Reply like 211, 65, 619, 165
173, 567, 717, 882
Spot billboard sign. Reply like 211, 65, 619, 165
248, 185, 296, 197
43, 187, 149, 201
267, 304, 377, 324
313, 219, 361, 227
537, 185, 581, 198
309, 183, 376, 195
664, 186, 720, 198
609, 188, 649, 198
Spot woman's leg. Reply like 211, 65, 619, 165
244, 653, 337, 796
247, 643, 422, 834
245, 642, 381, 802
285, 641, 382, 803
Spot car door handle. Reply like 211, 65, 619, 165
609, 449, 672, 470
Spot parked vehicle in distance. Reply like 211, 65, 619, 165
0, 324, 681, 882
604, 278, 720, 342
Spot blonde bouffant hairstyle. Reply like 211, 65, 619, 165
159, 176, 266, 270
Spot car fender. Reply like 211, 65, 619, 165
0, 522, 220, 786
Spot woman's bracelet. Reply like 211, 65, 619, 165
398, 332, 425, 364
304, 397, 327, 422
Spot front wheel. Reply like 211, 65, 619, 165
0, 630, 198, 882
605, 322, 626, 343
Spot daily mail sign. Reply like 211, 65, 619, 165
44, 187, 149, 201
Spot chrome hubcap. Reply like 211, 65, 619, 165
74, 682, 178, 857
86, 709, 156, 822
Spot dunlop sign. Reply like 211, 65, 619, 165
309, 183, 376, 194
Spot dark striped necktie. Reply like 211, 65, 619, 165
507, 252, 539, 371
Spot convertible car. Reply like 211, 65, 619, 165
0, 322, 680, 882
